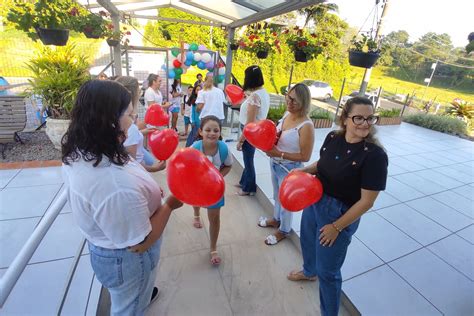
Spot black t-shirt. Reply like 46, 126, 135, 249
317, 131, 388, 207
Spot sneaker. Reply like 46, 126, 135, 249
150, 286, 160, 304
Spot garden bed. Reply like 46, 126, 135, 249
0, 130, 61, 162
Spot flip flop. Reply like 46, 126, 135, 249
257, 216, 280, 228
193, 216, 202, 229
264, 234, 286, 246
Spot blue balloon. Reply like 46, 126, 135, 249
168, 69, 176, 79
186, 51, 194, 61
184, 59, 193, 66
197, 61, 206, 70
161, 64, 166, 70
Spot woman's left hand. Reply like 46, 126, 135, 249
265, 147, 280, 158
319, 224, 339, 247
128, 236, 151, 254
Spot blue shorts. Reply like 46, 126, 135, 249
206, 196, 224, 209
184, 116, 190, 125
170, 106, 180, 113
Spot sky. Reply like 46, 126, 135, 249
332, 0, 473, 48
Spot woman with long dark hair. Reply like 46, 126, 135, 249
236, 65, 270, 196
62, 80, 182, 315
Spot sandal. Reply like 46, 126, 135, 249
264, 233, 286, 246
193, 216, 202, 229
257, 216, 280, 228
210, 251, 221, 266
287, 270, 317, 282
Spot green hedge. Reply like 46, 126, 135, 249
402, 113, 467, 136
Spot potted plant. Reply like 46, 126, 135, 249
80, 11, 108, 39
377, 108, 402, 125
284, 27, 322, 62
267, 104, 286, 124
27, 45, 91, 149
242, 22, 281, 59
6, 0, 84, 46
310, 108, 333, 128
349, 33, 381, 68
103, 23, 131, 46
445, 98, 473, 129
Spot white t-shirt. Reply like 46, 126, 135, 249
144, 87, 163, 106
205, 148, 233, 169
183, 95, 191, 117
169, 85, 182, 110
124, 123, 144, 163
239, 88, 270, 125
196, 87, 225, 120
62, 157, 161, 249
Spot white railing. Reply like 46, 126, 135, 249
0, 190, 67, 307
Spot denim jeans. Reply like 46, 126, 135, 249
88, 238, 162, 316
239, 139, 256, 193
186, 124, 199, 147
270, 160, 303, 234
299, 194, 359, 316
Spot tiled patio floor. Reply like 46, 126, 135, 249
229, 122, 473, 315
1, 121, 472, 315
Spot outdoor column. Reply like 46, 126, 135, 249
111, 14, 122, 76
224, 27, 235, 86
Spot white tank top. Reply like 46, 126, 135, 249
274, 113, 312, 162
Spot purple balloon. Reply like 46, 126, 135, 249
205, 61, 214, 69
198, 44, 207, 50
184, 43, 190, 49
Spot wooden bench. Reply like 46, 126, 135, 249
0, 96, 27, 159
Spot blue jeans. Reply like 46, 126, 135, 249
239, 139, 256, 193
300, 194, 359, 316
186, 123, 199, 147
88, 238, 162, 316
270, 160, 303, 234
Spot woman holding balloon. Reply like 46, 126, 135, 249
144, 74, 171, 110
259, 83, 314, 245
115, 76, 166, 172
236, 65, 270, 196
62, 80, 183, 315
287, 96, 388, 316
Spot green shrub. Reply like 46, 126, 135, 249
403, 113, 467, 136
267, 103, 286, 123
377, 108, 401, 118
310, 108, 332, 120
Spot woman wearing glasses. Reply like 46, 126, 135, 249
236, 65, 270, 196
258, 83, 314, 245
287, 96, 388, 316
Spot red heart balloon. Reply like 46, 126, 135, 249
148, 129, 179, 161
225, 84, 244, 105
145, 104, 169, 126
279, 171, 323, 212
167, 148, 225, 207
243, 119, 277, 151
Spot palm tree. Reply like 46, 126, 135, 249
299, 2, 339, 28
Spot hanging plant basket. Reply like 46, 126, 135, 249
348, 50, 380, 68
294, 50, 309, 62
230, 43, 239, 51
256, 50, 269, 59
84, 31, 100, 39
36, 28, 69, 46
106, 39, 120, 47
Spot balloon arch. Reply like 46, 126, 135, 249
161, 43, 226, 89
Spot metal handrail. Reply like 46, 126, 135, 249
0, 190, 67, 307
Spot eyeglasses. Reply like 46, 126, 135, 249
285, 95, 300, 106
349, 115, 379, 125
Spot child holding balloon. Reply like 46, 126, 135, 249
191, 115, 233, 265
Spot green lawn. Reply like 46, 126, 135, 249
347, 67, 474, 104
